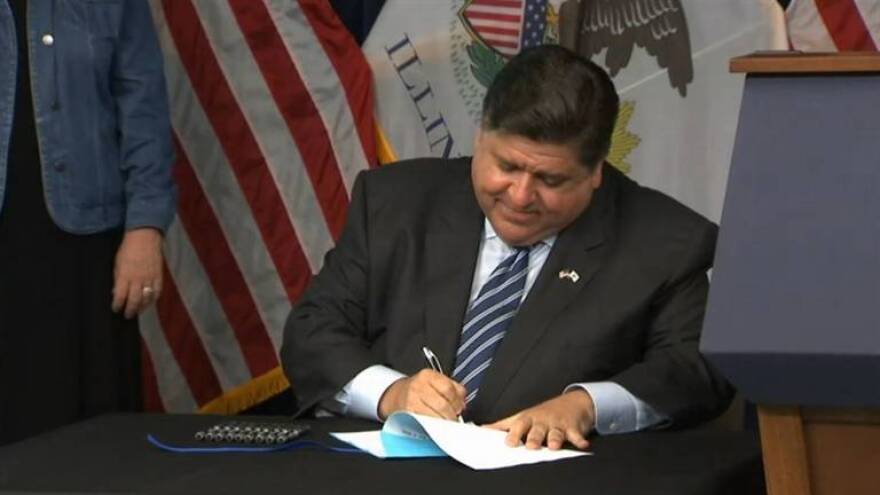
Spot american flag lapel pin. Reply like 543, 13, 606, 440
558, 269, 580, 283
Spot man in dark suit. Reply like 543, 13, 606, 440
282, 45, 732, 450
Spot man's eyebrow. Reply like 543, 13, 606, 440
496, 156, 523, 169
535, 170, 567, 181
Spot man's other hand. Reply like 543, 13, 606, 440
378, 369, 466, 421
485, 389, 595, 450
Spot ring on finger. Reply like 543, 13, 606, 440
142, 286, 155, 297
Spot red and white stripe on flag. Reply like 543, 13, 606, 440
142, 0, 377, 413
785, 0, 880, 50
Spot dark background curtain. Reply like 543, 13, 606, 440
331, 0, 385, 46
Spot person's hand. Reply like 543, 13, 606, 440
112, 228, 164, 319
378, 369, 466, 421
485, 389, 595, 450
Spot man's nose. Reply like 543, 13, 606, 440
507, 175, 535, 207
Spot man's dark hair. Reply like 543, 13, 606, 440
481, 45, 619, 170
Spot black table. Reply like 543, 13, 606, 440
0, 414, 764, 494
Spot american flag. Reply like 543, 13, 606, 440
141, 0, 376, 413
459, 0, 548, 57
782, 0, 879, 50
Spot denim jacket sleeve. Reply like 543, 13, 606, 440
114, 0, 176, 232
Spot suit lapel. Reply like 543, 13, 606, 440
423, 175, 484, 375
470, 173, 616, 420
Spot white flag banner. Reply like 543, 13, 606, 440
364, 0, 786, 222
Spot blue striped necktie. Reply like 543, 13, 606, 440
453, 247, 530, 405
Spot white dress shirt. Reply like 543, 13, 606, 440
323, 220, 667, 434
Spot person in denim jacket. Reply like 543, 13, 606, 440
0, 0, 175, 444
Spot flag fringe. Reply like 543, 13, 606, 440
198, 367, 290, 415
375, 120, 398, 165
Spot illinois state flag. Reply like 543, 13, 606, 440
364, 0, 785, 222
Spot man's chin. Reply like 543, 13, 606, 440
494, 223, 543, 247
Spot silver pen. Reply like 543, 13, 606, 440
422, 346, 465, 423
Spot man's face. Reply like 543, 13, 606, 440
471, 129, 603, 246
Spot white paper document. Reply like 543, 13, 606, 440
331, 411, 590, 470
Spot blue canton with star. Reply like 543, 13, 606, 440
521, 0, 548, 49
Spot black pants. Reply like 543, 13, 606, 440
0, 177, 141, 446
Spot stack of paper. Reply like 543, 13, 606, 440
331, 412, 590, 470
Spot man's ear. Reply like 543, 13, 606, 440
590, 161, 604, 188
473, 127, 483, 150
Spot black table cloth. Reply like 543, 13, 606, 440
0, 414, 764, 494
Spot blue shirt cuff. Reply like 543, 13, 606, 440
332, 365, 406, 422
565, 381, 667, 435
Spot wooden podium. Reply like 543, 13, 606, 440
700, 52, 880, 495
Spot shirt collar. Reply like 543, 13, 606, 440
483, 218, 557, 249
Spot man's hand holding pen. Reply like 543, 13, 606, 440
378, 369, 466, 421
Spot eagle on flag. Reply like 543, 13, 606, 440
559, 0, 694, 97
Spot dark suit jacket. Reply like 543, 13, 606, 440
281, 157, 733, 426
